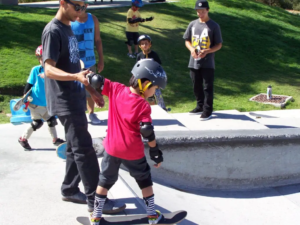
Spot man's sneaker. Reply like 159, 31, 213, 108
88, 198, 126, 214
200, 113, 212, 121
148, 210, 163, 224
62, 191, 87, 204
18, 137, 31, 150
134, 52, 138, 57
53, 138, 65, 146
90, 213, 101, 225
89, 113, 101, 125
189, 107, 203, 115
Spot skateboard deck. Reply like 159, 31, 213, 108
13, 88, 33, 112
56, 137, 105, 160
77, 210, 187, 225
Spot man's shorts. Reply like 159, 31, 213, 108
28, 104, 52, 121
126, 32, 139, 46
85, 65, 96, 98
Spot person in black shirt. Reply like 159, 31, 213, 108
136, 35, 169, 111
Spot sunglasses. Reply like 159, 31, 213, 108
64, 0, 87, 12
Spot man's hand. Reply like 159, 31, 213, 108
75, 69, 91, 86
191, 48, 200, 59
97, 61, 104, 73
199, 49, 209, 58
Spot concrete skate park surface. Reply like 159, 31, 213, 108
1, 106, 300, 225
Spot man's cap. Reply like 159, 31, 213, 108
194, 0, 209, 9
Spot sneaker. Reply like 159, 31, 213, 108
88, 198, 126, 214
134, 52, 138, 57
200, 113, 212, 121
18, 137, 31, 150
89, 113, 101, 125
90, 213, 101, 225
53, 138, 65, 146
62, 191, 87, 204
127, 53, 135, 58
189, 107, 203, 114
148, 210, 163, 224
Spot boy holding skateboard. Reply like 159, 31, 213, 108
136, 34, 168, 111
126, 0, 154, 58
18, 45, 65, 150
88, 59, 166, 224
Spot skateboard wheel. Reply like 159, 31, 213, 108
23, 108, 28, 112
27, 96, 33, 102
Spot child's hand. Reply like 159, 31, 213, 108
153, 162, 162, 168
38, 73, 45, 79
145, 16, 154, 21
191, 48, 200, 59
199, 49, 209, 58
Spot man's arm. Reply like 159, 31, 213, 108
185, 40, 199, 59
199, 43, 222, 58
92, 15, 104, 73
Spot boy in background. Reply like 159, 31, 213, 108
126, 0, 154, 58
18, 45, 65, 150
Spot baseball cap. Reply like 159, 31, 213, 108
194, 0, 209, 10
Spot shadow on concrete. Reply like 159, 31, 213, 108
213, 112, 257, 122
265, 125, 298, 129
152, 119, 185, 127
249, 112, 278, 118
31, 148, 55, 151
161, 182, 300, 200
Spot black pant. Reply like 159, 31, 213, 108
190, 68, 215, 115
58, 112, 100, 207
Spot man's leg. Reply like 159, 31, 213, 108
201, 68, 215, 116
58, 112, 100, 207
189, 68, 204, 113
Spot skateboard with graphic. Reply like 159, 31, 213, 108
148, 89, 171, 112
56, 137, 105, 160
13, 88, 33, 112
76, 210, 187, 225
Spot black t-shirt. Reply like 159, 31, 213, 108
42, 18, 86, 116
136, 50, 162, 65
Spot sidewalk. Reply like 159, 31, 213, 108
1, 106, 300, 224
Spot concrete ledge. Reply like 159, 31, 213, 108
146, 129, 300, 190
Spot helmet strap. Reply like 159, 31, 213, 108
138, 79, 152, 98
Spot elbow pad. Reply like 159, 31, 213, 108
87, 73, 105, 91
140, 122, 155, 142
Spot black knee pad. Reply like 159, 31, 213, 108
47, 116, 57, 127
136, 176, 153, 189
31, 119, 43, 131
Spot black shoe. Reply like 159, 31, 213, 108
200, 113, 212, 121
53, 138, 65, 146
18, 138, 32, 150
88, 198, 126, 214
189, 107, 203, 114
62, 191, 87, 204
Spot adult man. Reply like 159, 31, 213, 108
71, 5, 104, 125
183, 0, 222, 120
42, 0, 125, 213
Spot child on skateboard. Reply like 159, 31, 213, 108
18, 45, 65, 150
88, 59, 167, 224
136, 34, 168, 111
126, 0, 154, 58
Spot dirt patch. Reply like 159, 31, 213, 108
249, 93, 293, 108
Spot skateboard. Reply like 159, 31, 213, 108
13, 88, 33, 112
148, 89, 171, 112
77, 210, 187, 225
56, 137, 105, 160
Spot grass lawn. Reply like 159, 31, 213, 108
0, 0, 299, 124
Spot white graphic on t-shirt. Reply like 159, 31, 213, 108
191, 27, 210, 50
68, 36, 80, 63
